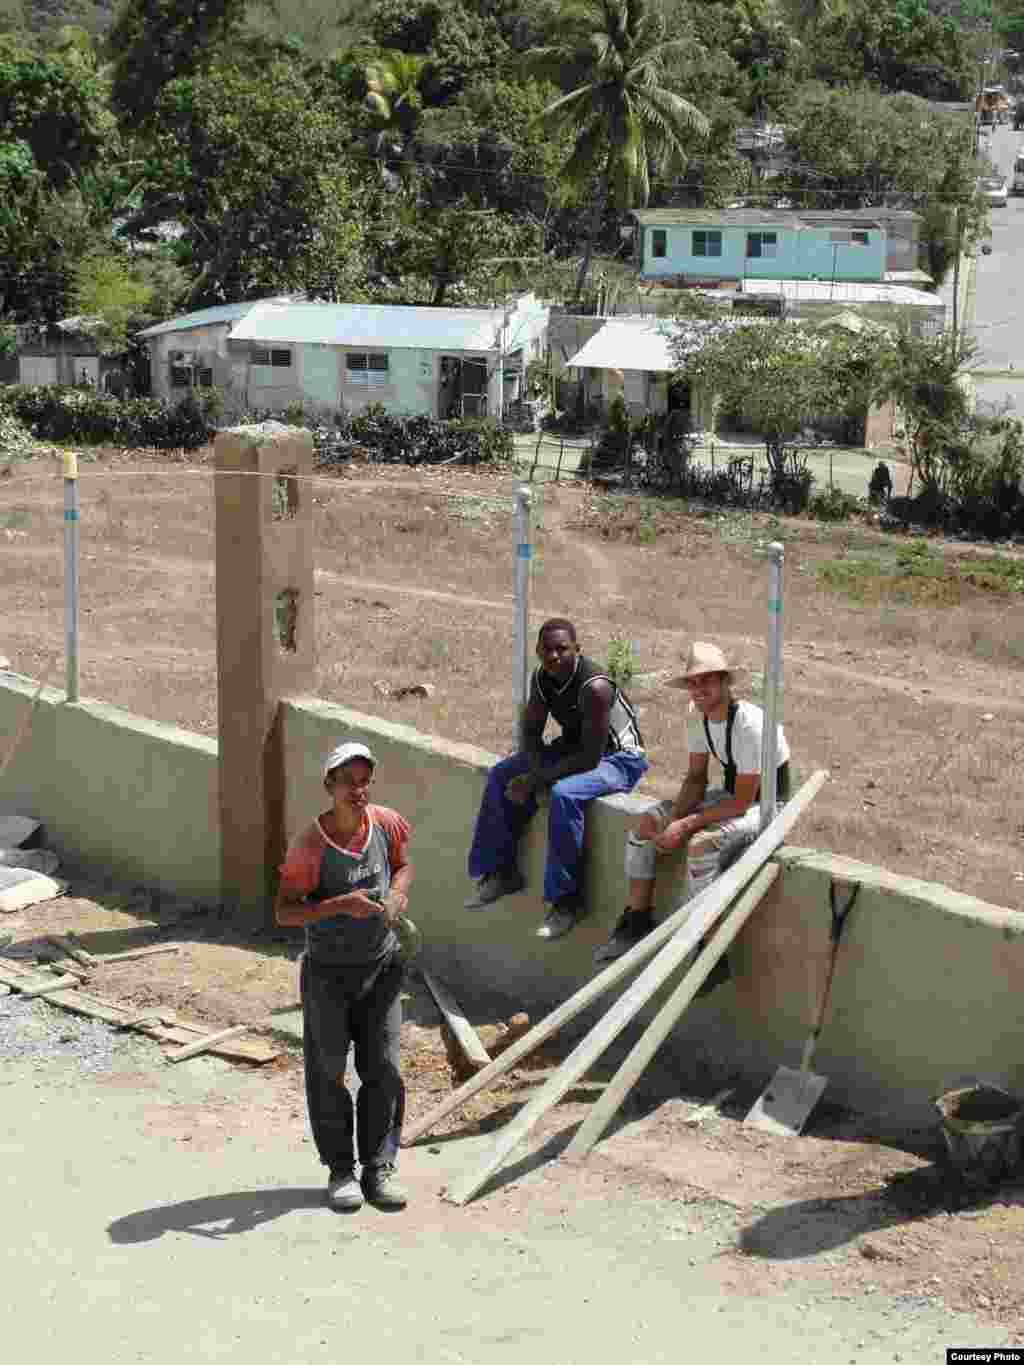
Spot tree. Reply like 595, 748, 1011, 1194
672, 320, 844, 497
871, 328, 975, 497
106, 0, 248, 129
810, 0, 973, 99
781, 83, 980, 218
523, 0, 710, 297
122, 53, 370, 304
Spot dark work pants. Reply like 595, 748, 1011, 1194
300, 952, 405, 1176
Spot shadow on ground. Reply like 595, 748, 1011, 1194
108, 1187, 326, 1242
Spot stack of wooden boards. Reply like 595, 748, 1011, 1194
0, 935, 281, 1065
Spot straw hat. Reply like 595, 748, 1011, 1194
667, 641, 742, 689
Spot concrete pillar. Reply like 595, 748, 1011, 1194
214, 422, 314, 926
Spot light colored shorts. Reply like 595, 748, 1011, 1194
624, 787, 763, 881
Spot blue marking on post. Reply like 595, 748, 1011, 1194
517, 544, 532, 559
63, 510, 79, 522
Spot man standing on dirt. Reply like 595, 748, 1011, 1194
594, 642, 789, 968
276, 741, 414, 1213
465, 618, 648, 940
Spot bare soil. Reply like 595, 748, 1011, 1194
2, 445, 1022, 907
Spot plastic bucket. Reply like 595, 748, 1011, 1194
934, 1085, 1023, 1185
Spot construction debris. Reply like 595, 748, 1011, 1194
422, 969, 492, 1078
94, 943, 181, 965
166, 1024, 250, 1063
0, 866, 64, 914
0, 954, 280, 1063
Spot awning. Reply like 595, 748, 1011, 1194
565, 322, 676, 372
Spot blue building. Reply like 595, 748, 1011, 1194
630, 209, 889, 286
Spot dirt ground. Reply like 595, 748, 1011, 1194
1, 444, 1022, 907
3, 879, 1024, 1340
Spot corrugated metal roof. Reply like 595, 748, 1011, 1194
631, 208, 799, 228
136, 301, 267, 338
566, 317, 769, 371
229, 300, 509, 351
740, 279, 941, 307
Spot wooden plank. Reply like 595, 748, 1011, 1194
18, 973, 80, 998
566, 864, 780, 1158
165, 1024, 250, 1063
145, 1023, 280, 1063
421, 970, 491, 1072
442, 771, 826, 1205
96, 943, 180, 965
44, 988, 136, 1025
405, 768, 828, 1151
46, 934, 97, 968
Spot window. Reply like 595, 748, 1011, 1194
169, 355, 213, 389
250, 346, 291, 387
251, 348, 292, 368
852, 231, 869, 246
692, 230, 722, 258
746, 231, 777, 259
346, 352, 389, 386
829, 230, 870, 247
651, 228, 667, 259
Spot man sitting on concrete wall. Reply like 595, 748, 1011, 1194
465, 617, 648, 940
276, 741, 415, 1214
595, 642, 790, 968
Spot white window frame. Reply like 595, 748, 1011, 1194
346, 352, 389, 387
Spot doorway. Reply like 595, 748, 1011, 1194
439, 356, 489, 419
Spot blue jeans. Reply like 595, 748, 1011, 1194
467, 739, 649, 903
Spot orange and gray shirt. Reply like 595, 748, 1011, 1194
279, 805, 411, 966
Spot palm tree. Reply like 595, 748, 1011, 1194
364, 51, 428, 164
525, 0, 709, 299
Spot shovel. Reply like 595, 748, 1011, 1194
744, 879, 860, 1136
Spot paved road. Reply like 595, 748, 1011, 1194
971, 125, 1024, 412
2, 998, 1017, 1365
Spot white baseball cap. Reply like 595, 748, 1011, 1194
322, 741, 376, 779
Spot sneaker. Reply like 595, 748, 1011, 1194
464, 867, 525, 910
362, 1164, 409, 1210
594, 909, 656, 965
326, 1169, 363, 1213
536, 897, 584, 940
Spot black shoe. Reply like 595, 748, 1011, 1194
464, 866, 525, 910
362, 1164, 409, 1210
536, 896, 585, 940
594, 909, 656, 964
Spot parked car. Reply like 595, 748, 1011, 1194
978, 174, 1009, 208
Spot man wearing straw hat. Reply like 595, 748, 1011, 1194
276, 740, 414, 1213
594, 641, 790, 967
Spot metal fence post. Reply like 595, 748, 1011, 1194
512, 483, 533, 744
759, 541, 784, 831
63, 450, 80, 702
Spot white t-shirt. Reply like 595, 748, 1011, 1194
687, 699, 789, 781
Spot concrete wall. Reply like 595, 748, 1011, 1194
640, 224, 887, 284
0, 674, 219, 900
4, 674, 1023, 1126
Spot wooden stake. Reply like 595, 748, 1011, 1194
165, 1024, 249, 1063
421, 969, 491, 1073
566, 863, 779, 1158
441, 771, 826, 1204
406, 770, 826, 1152
97, 943, 180, 965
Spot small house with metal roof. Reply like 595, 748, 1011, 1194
629, 209, 889, 285
136, 295, 549, 419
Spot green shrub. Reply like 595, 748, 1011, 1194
0, 384, 217, 450
606, 635, 638, 688
808, 486, 864, 522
